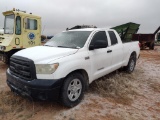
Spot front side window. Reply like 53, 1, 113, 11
45, 31, 91, 48
4, 14, 14, 34
90, 31, 108, 46
25, 18, 37, 30
15, 16, 21, 35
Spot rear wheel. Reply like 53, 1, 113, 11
125, 54, 136, 73
61, 72, 85, 107
149, 43, 154, 50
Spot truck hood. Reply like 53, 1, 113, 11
14, 46, 79, 64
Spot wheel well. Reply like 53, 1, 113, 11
131, 51, 137, 58
66, 69, 89, 91
9, 49, 22, 55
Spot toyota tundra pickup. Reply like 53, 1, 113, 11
6, 28, 140, 107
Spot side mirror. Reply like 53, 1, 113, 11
89, 45, 94, 50
89, 40, 107, 50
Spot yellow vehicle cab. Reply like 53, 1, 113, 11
0, 8, 41, 64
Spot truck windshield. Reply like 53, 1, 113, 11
45, 31, 91, 48
4, 14, 14, 34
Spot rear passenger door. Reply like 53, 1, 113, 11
88, 31, 113, 81
108, 31, 124, 71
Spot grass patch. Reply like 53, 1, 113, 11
150, 82, 160, 93
0, 90, 35, 119
90, 70, 138, 105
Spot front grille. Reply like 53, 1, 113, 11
9, 56, 36, 81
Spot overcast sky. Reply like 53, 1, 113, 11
0, 0, 160, 35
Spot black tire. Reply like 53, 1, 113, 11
151, 43, 154, 50
60, 72, 85, 108
149, 43, 154, 50
3, 54, 10, 64
125, 54, 136, 73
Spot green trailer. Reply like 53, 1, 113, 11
111, 22, 140, 42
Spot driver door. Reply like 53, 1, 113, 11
23, 17, 40, 48
88, 31, 113, 81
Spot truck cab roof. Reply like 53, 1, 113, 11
3, 9, 41, 19
68, 28, 113, 32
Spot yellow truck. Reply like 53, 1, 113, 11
0, 8, 41, 64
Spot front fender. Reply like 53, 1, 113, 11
53, 52, 91, 80
36, 50, 91, 82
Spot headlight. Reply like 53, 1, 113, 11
0, 46, 6, 51
35, 63, 59, 74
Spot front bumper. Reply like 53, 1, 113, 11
6, 69, 64, 101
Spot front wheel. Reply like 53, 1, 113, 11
60, 72, 85, 108
125, 54, 136, 73
2, 54, 10, 64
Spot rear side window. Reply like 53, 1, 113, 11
108, 31, 118, 45
90, 31, 108, 46
25, 18, 37, 30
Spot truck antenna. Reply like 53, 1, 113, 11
42, 25, 46, 35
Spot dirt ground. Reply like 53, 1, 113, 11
0, 46, 160, 120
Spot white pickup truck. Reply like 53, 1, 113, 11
6, 28, 140, 107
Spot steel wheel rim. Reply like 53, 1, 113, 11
67, 78, 82, 101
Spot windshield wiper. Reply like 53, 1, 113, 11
57, 46, 69, 48
44, 45, 80, 49
44, 45, 53, 47
57, 46, 80, 49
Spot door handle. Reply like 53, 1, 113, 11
107, 50, 112, 53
